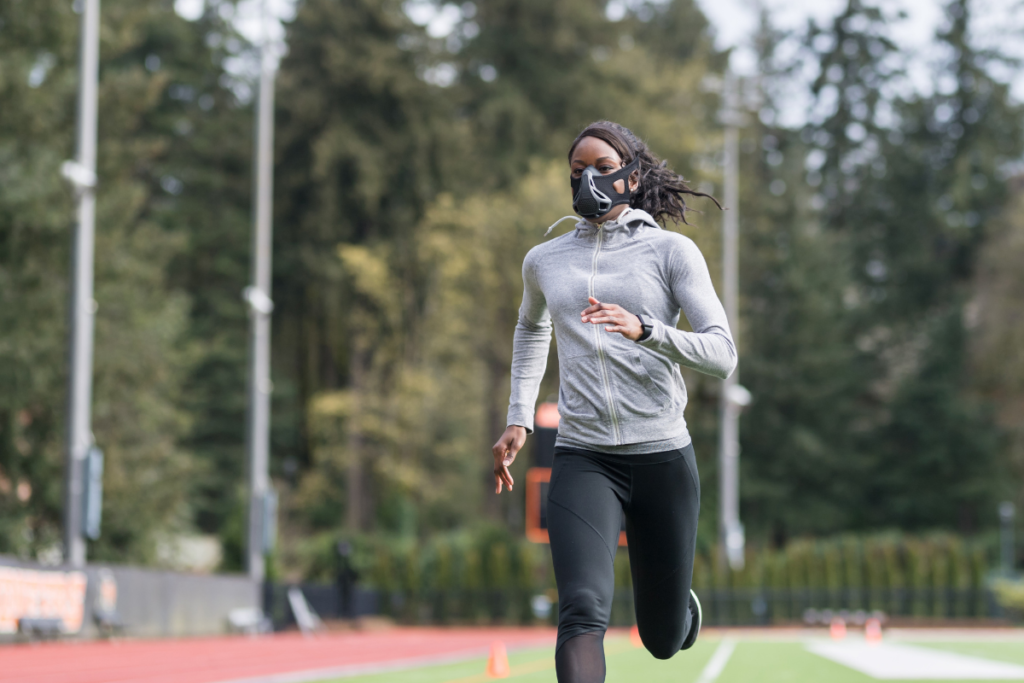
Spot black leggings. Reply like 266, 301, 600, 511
547, 445, 700, 682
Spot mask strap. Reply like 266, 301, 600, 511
544, 215, 579, 236
607, 156, 640, 184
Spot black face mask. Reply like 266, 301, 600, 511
570, 157, 639, 219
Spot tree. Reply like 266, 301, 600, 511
273, 0, 466, 532
859, 0, 1021, 530
969, 183, 1024, 515
731, 8, 876, 540
0, 0, 247, 562
736, 0, 1022, 537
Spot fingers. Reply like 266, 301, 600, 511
494, 462, 513, 494
500, 447, 515, 490
582, 297, 610, 317
579, 302, 641, 339
492, 433, 517, 494
582, 304, 619, 320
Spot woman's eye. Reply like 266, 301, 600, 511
599, 166, 615, 173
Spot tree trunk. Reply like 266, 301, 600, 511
346, 342, 369, 531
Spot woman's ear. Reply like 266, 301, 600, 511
629, 168, 640, 193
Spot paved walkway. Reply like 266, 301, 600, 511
1, 627, 557, 683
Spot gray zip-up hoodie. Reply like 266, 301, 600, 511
506, 207, 737, 455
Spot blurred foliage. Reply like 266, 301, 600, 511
970, 187, 1024, 511
738, 0, 1023, 539
993, 578, 1024, 614
0, 0, 1022, 575
289, 528, 998, 624
273, 0, 725, 548
0, 0, 249, 562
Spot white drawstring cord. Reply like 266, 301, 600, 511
544, 215, 580, 236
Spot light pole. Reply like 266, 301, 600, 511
718, 73, 751, 572
61, 0, 101, 568
244, 5, 278, 583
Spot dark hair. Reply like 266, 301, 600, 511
567, 121, 721, 225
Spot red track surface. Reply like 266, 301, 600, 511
1, 627, 558, 683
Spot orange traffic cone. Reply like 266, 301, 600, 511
865, 617, 882, 644
630, 625, 643, 648
830, 617, 847, 640
486, 641, 510, 678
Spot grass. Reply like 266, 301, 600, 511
318, 635, 1024, 683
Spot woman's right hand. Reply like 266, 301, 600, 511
492, 425, 527, 494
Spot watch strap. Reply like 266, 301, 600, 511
636, 314, 653, 341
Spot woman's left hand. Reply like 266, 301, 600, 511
581, 297, 643, 341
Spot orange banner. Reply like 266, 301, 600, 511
0, 566, 87, 634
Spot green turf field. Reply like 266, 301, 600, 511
319, 634, 1024, 683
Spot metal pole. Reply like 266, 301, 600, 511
718, 73, 745, 572
244, 18, 277, 583
62, 0, 101, 569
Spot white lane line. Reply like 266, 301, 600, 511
806, 640, 1024, 680
695, 638, 737, 683
209, 648, 491, 683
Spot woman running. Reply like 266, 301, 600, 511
491, 121, 736, 683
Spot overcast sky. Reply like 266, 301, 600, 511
694, 0, 1024, 98
176, 0, 1024, 102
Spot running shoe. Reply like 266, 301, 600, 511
681, 589, 702, 650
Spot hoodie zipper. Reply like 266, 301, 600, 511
589, 225, 621, 445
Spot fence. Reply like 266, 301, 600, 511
276, 530, 1012, 628
266, 583, 1003, 628
263, 581, 380, 630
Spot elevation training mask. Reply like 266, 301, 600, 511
570, 157, 640, 219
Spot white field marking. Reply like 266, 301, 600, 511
806, 640, 1024, 680
886, 629, 1024, 643
209, 642, 557, 683
695, 638, 737, 683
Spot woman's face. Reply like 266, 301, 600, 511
570, 135, 639, 223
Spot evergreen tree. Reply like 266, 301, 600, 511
738, 0, 1022, 536
274, 0, 465, 532
969, 185, 1024, 514
144, 2, 257, 561
0, 0, 242, 562
0, 0, 78, 558
275, 0, 726, 536
735, 9, 874, 539
862, 0, 1022, 530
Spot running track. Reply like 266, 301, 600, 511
1, 627, 558, 683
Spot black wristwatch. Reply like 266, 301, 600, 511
636, 314, 654, 341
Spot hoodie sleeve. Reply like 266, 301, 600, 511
506, 250, 552, 433
637, 236, 737, 379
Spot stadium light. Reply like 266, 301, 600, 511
63, 0, 101, 568
718, 71, 746, 572
244, 0, 278, 583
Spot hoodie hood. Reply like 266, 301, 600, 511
575, 207, 660, 234
545, 207, 661, 237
